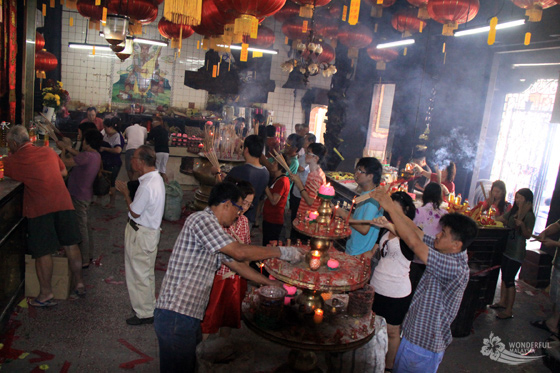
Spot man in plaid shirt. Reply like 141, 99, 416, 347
370, 188, 478, 372
154, 182, 304, 372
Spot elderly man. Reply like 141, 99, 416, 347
116, 145, 165, 326
154, 181, 304, 372
81, 107, 104, 132
4, 126, 85, 306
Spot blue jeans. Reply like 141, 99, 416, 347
394, 336, 444, 373
154, 308, 201, 373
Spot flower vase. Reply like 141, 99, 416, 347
42, 106, 56, 123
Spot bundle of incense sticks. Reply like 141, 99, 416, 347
271, 150, 293, 176
39, 112, 63, 136
203, 125, 220, 170
37, 122, 58, 142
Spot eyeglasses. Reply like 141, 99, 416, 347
355, 169, 366, 175
242, 200, 254, 209
231, 201, 244, 216
306, 152, 317, 157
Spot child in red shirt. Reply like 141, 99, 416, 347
263, 156, 290, 245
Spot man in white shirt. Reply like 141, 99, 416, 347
116, 145, 165, 326
123, 122, 147, 180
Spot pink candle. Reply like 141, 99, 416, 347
309, 211, 319, 220
327, 259, 340, 270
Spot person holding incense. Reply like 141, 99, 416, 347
262, 156, 290, 246
289, 143, 327, 242
336, 157, 384, 256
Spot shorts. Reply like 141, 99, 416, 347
105, 164, 121, 187
27, 210, 81, 259
155, 152, 169, 174
550, 267, 560, 309
125, 149, 136, 172
501, 255, 522, 288
372, 292, 412, 325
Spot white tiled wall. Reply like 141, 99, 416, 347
56, 5, 333, 127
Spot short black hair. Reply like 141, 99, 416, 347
79, 121, 97, 134
87, 107, 97, 113
356, 157, 383, 185
287, 133, 304, 152
266, 125, 277, 137
103, 116, 120, 129
208, 181, 243, 207
391, 192, 416, 220
422, 182, 443, 209
305, 133, 316, 144
223, 176, 255, 198
308, 142, 326, 161
273, 154, 289, 173
253, 113, 265, 124
235, 117, 245, 124
136, 145, 156, 167
243, 134, 265, 158
83, 129, 103, 151
440, 213, 478, 251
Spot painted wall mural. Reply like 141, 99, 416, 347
111, 44, 172, 109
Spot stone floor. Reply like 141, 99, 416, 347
0, 188, 558, 372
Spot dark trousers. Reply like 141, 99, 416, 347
262, 220, 284, 246
154, 308, 201, 373
289, 188, 301, 240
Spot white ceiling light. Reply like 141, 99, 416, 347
68, 43, 112, 51
217, 44, 278, 55
454, 19, 525, 37
133, 37, 168, 47
376, 39, 415, 49
512, 62, 560, 68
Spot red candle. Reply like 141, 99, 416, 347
309, 250, 321, 271
345, 198, 356, 225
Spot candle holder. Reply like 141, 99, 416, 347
316, 197, 333, 225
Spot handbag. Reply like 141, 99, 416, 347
93, 162, 111, 196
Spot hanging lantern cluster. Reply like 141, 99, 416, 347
281, 41, 337, 78
510, 0, 557, 22
367, 45, 398, 70
407, 0, 431, 19
427, 0, 480, 36
391, 8, 428, 37
365, 0, 397, 18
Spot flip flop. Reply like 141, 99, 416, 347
531, 320, 555, 333
496, 313, 514, 320
69, 287, 86, 300
28, 297, 58, 308
489, 303, 505, 309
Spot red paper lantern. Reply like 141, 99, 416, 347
292, 0, 331, 18
158, 18, 195, 40
510, 0, 557, 22
108, 0, 158, 25
282, 15, 309, 41
218, 0, 286, 36
193, 0, 234, 37
316, 16, 338, 39
366, 45, 398, 70
77, 0, 104, 20
274, 1, 300, 22
36, 32, 45, 52
407, 0, 430, 19
35, 50, 58, 72
391, 9, 428, 36
427, 0, 480, 36
338, 23, 373, 59
248, 26, 275, 48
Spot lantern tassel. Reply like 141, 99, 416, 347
234, 14, 257, 36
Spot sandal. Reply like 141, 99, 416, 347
496, 312, 514, 320
489, 303, 505, 309
531, 320, 557, 334
28, 297, 58, 308
69, 287, 86, 300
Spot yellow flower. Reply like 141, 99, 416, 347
58, 81, 63, 88
54, 94, 60, 100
